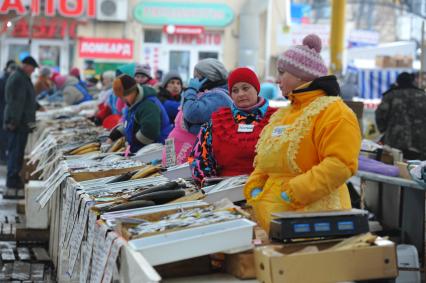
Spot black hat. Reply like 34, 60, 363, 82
21, 56, 39, 68
396, 72, 414, 88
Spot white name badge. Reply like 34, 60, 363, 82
271, 125, 289, 137
238, 124, 255, 133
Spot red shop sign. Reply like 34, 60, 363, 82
0, 0, 96, 18
1, 17, 80, 39
167, 33, 222, 46
79, 38, 134, 60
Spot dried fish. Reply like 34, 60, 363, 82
127, 206, 242, 237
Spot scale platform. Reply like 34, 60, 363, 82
269, 209, 369, 242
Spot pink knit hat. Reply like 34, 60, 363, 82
54, 75, 67, 89
277, 34, 328, 82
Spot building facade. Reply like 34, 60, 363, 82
0, 0, 292, 81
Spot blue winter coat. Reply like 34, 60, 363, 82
182, 84, 232, 135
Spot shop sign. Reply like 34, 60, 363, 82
1, 17, 80, 39
134, 2, 234, 27
163, 25, 204, 35
348, 30, 379, 48
166, 32, 222, 46
277, 23, 330, 48
79, 38, 134, 60
0, 0, 96, 18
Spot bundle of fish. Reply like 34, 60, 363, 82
107, 137, 126, 153
95, 180, 198, 213
127, 206, 243, 237
66, 142, 101, 155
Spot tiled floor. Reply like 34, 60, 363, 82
0, 165, 55, 282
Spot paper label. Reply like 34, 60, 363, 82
67, 199, 94, 276
81, 211, 98, 283
80, 241, 89, 283
90, 227, 116, 283
165, 138, 177, 167
59, 183, 74, 248
238, 124, 255, 133
89, 223, 108, 283
101, 238, 126, 283
36, 166, 70, 208
63, 190, 83, 250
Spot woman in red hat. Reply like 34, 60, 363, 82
189, 67, 277, 186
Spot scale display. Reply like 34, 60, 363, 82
270, 209, 369, 241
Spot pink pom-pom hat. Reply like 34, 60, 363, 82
277, 34, 328, 82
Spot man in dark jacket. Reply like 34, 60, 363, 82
376, 72, 426, 160
108, 75, 172, 153
0, 60, 17, 164
3, 56, 38, 198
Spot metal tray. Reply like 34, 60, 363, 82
128, 218, 255, 266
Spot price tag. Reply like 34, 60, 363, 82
271, 125, 289, 137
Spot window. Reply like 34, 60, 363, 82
144, 30, 162, 43
8, 44, 30, 62
198, 51, 218, 61
39, 45, 60, 68
169, 51, 190, 82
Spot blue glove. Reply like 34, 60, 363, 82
251, 188, 262, 198
188, 77, 208, 92
281, 192, 291, 203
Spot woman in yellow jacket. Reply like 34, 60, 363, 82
244, 34, 361, 231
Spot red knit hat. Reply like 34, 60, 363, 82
70, 67, 80, 78
228, 67, 260, 94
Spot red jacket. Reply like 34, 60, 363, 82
211, 107, 276, 176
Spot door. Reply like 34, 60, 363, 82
169, 50, 191, 82
33, 40, 69, 73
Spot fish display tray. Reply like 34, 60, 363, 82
128, 218, 255, 266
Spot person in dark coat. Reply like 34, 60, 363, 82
0, 60, 17, 164
3, 56, 38, 198
376, 72, 426, 160
157, 71, 183, 123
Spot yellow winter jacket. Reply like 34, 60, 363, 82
244, 80, 361, 231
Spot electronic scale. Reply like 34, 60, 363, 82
269, 209, 370, 242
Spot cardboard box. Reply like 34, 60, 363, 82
254, 238, 397, 283
225, 251, 256, 279
395, 161, 411, 180
376, 56, 396, 68
21, 157, 40, 183
155, 256, 212, 278
394, 55, 413, 68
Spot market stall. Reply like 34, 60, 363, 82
358, 170, 426, 264
21, 101, 404, 283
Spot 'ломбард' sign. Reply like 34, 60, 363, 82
78, 38, 134, 60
